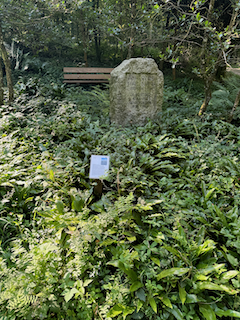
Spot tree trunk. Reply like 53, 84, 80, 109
127, 0, 136, 58
198, 78, 213, 116
0, 24, 14, 103
93, 0, 101, 63
94, 30, 101, 63
198, 0, 215, 115
79, 9, 88, 67
0, 58, 3, 106
228, 88, 240, 123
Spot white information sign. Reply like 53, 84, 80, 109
89, 155, 110, 179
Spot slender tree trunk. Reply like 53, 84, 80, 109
79, 9, 88, 67
198, 0, 215, 115
228, 88, 240, 123
93, 0, 101, 63
0, 24, 13, 103
127, 0, 136, 58
198, 78, 213, 116
94, 30, 101, 63
0, 58, 3, 106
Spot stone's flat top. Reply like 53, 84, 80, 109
111, 58, 161, 75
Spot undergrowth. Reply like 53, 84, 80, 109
0, 71, 240, 319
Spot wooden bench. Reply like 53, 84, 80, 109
63, 67, 114, 84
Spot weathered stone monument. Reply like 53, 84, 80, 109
110, 58, 164, 126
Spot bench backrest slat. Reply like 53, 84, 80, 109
64, 74, 111, 80
63, 67, 114, 73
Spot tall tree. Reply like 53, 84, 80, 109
0, 23, 13, 103
0, 58, 3, 106
156, 0, 240, 115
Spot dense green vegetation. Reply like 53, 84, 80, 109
0, 66, 240, 319
0, 0, 240, 319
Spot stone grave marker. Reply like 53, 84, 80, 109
110, 58, 164, 126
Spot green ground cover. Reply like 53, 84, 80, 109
0, 71, 240, 319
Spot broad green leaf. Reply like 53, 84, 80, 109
136, 288, 146, 302
149, 297, 157, 313
49, 169, 55, 181
159, 295, 172, 308
196, 282, 238, 294
201, 181, 207, 197
199, 305, 216, 320
130, 281, 143, 292
196, 240, 216, 256
216, 308, 240, 318
56, 200, 64, 214
196, 282, 222, 291
64, 288, 79, 302
194, 274, 209, 281
83, 279, 93, 287
195, 264, 225, 276
150, 256, 160, 266
196, 226, 205, 245
127, 236, 136, 242
123, 306, 135, 319
164, 246, 181, 258
213, 204, 228, 227
157, 268, 189, 280
118, 261, 127, 272
226, 254, 238, 267
125, 268, 138, 282
205, 188, 215, 201
99, 239, 117, 246
137, 299, 143, 312
179, 286, 187, 305
219, 284, 238, 294
168, 305, 184, 320
72, 196, 84, 211
186, 294, 198, 303
221, 270, 239, 280
178, 225, 187, 244
107, 304, 124, 318
107, 260, 119, 268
